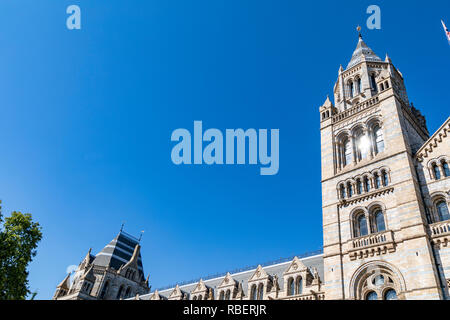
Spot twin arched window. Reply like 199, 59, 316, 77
287, 277, 303, 296
337, 122, 384, 170
354, 208, 386, 238
366, 289, 397, 300
250, 283, 264, 300
431, 160, 450, 180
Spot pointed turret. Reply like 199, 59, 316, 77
385, 53, 392, 63
347, 34, 382, 69
57, 273, 72, 290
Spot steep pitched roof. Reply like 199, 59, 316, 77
347, 35, 382, 69
134, 253, 324, 300
415, 117, 450, 162
92, 231, 145, 281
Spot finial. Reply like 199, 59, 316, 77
120, 222, 125, 232
357, 25, 362, 38
138, 230, 145, 242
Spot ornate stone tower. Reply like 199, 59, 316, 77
53, 230, 150, 300
320, 33, 444, 300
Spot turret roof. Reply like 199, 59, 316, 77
347, 35, 382, 69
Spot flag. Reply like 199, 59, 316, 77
442, 20, 450, 42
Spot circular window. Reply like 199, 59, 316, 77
366, 291, 378, 300
384, 289, 397, 300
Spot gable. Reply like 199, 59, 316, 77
218, 273, 237, 288
416, 117, 450, 162
283, 256, 308, 275
191, 279, 208, 294
248, 265, 269, 282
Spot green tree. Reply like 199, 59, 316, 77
0, 201, 43, 300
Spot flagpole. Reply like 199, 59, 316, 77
442, 19, 450, 45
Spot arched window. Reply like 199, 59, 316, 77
193, 295, 198, 300
343, 138, 352, 166
380, 83, 384, 91
384, 289, 397, 300
357, 78, 362, 94
355, 131, 369, 161
349, 81, 354, 97
357, 214, 368, 237
287, 278, 294, 296
370, 74, 377, 92
373, 125, 384, 154
374, 173, 381, 189
443, 161, 450, 177
347, 182, 353, 198
250, 285, 257, 300
366, 291, 378, 300
125, 287, 131, 298
340, 184, 346, 199
374, 210, 386, 232
382, 170, 389, 186
117, 285, 124, 299
257, 284, 264, 300
296, 277, 303, 295
356, 179, 363, 194
99, 281, 109, 299
385, 81, 389, 89
364, 176, 371, 192
433, 164, 441, 180
225, 289, 231, 300
436, 201, 450, 222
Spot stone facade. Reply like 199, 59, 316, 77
54, 34, 450, 301
320, 34, 449, 300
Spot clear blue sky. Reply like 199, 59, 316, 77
0, 0, 448, 299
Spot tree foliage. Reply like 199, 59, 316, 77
0, 202, 43, 300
